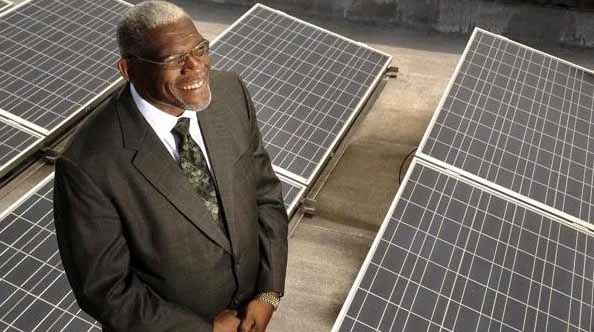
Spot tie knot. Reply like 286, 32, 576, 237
172, 117, 191, 137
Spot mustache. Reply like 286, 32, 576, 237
176, 73, 209, 85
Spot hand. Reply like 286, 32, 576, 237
238, 299, 275, 332
213, 309, 241, 332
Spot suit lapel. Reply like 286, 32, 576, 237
116, 84, 232, 254
196, 74, 241, 257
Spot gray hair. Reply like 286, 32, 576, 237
117, 1, 191, 58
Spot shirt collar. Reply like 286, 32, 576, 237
130, 83, 197, 136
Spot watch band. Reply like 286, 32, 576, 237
256, 292, 280, 310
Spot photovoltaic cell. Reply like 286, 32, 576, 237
0, 0, 128, 134
279, 175, 306, 216
420, 28, 594, 226
334, 160, 594, 332
211, 4, 391, 184
0, 119, 43, 177
0, 175, 102, 332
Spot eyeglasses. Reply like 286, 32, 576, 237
130, 39, 210, 69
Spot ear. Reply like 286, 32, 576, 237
117, 58, 131, 81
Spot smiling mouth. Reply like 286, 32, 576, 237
180, 80, 205, 91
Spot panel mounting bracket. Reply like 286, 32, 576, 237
40, 148, 60, 165
384, 66, 399, 79
301, 198, 317, 217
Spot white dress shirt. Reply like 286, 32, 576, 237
130, 84, 213, 171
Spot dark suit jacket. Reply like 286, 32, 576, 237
53, 70, 288, 332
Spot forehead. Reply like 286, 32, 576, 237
144, 18, 203, 56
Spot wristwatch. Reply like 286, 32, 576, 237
256, 291, 280, 310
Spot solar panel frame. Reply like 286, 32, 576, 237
332, 159, 594, 332
0, 173, 103, 332
278, 173, 306, 217
0, 117, 44, 178
0, 0, 130, 136
332, 158, 425, 332
0, 0, 12, 13
210, 3, 392, 185
417, 27, 594, 233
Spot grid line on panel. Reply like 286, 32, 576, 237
3, 6, 117, 76
216, 9, 382, 78
442, 76, 593, 147
446, 31, 497, 173
422, 29, 594, 226
509, 47, 547, 207
0, 0, 125, 132
0, 121, 40, 169
391, 181, 591, 278
340, 163, 594, 332
241, 14, 328, 171
479, 37, 527, 194
0, 3, 117, 86
0, 227, 63, 276
279, 177, 305, 215
430, 95, 594, 211
264, 37, 370, 178
216, 22, 367, 103
0, 179, 102, 332
211, 5, 389, 182
463, 47, 594, 105
223, 15, 345, 171
0, 23, 117, 94
1, 280, 99, 332
2, 266, 72, 328
584, 70, 594, 238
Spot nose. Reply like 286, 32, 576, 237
182, 54, 209, 73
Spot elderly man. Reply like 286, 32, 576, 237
53, 1, 288, 332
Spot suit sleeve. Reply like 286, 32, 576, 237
238, 77, 289, 296
53, 157, 213, 332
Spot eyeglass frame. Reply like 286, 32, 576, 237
127, 39, 210, 69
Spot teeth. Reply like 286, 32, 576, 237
181, 80, 203, 91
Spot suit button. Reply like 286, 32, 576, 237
232, 299, 239, 306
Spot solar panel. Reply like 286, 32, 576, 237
0, 174, 102, 332
279, 174, 306, 216
0, 0, 128, 135
211, 4, 391, 185
333, 160, 594, 332
0, 118, 43, 178
419, 28, 594, 228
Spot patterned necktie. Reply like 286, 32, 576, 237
171, 117, 223, 228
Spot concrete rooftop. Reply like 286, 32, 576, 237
2, 1, 594, 331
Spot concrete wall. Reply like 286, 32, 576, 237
205, 0, 594, 48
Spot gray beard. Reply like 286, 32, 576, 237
171, 85, 212, 112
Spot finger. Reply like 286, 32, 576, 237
254, 321, 266, 332
255, 314, 272, 332
227, 309, 238, 317
239, 317, 255, 332
231, 315, 241, 329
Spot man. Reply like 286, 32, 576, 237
53, 2, 288, 332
